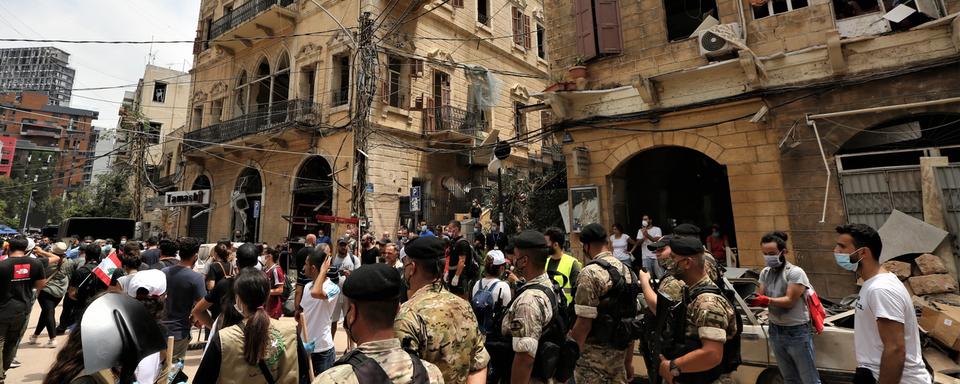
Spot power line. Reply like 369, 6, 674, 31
0, 28, 349, 45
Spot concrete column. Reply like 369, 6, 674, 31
920, 156, 957, 280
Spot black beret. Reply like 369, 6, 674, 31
673, 223, 701, 237
514, 230, 547, 249
647, 235, 673, 251
579, 223, 607, 244
503, 241, 515, 255
669, 236, 704, 256
403, 236, 445, 260
342, 264, 402, 301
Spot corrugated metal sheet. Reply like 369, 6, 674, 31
936, 166, 960, 239
839, 168, 923, 229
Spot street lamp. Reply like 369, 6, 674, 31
22, 189, 36, 233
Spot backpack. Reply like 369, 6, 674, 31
584, 258, 641, 349
334, 348, 428, 384
471, 281, 500, 334
511, 281, 579, 382
694, 279, 743, 375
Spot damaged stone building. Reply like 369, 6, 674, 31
542, 0, 960, 298
173, 0, 549, 243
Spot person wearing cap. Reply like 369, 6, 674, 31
638, 235, 685, 313
544, 227, 580, 305
0, 237, 46, 381
471, 247, 512, 380
499, 230, 558, 384
630, 214, 663, 279
657, 236, 736, 384
314, 264, 443, 384
395, 236, 490, 384
330, 236, 360, 351
570, 223, 637, 383
672, 223, 722, 283
29, 241, 72, 349
471, 249, 512, 313
126, 269, 170, 384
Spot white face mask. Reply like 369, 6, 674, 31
258, 255, 265, 265
642, 220, 649, 227
763, 253, 783, 268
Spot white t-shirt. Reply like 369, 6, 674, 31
471, 277, 512, 307
855, 272, 930, 383
637, 226, 662, 259
135, 352, 161, 384
609, 234, 632, 262
301, 279, 340, 353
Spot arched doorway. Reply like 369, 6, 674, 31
188, 175, 212, 242
288, 156, 334, 240
233, 167, 263, 242
610, 146, 738, 264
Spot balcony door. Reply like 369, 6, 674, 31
233, 167, 263, 242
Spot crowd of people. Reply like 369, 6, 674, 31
0, 214, 932, 384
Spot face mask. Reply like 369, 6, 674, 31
712, 231, 720, 237
120, 240, 126, 245
258, 255, 265, 265
344, 305, 358, 343
834, 249, 861, 272
658, 256, 676, 272
763, 254, 783, 268
670, 257, 688, 278
421, 226, 428, 232
233, 298, 243, 315
642, 220, 649, 227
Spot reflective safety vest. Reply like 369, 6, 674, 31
547, 253, 579, 304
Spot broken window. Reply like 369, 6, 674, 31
384, 55, 408, 109
664, 0, 718, 41
478, 0, 490, 25
210, 99, 223, 124
301, 66, 316, 103
512, 7, 532, 48
514, 102, 527, 137
145, 122, 161, 145
752, 0, 809, 18
332, 54, 350, 107
153, 82, 167, 103
573, 0, 622, 60
192, 106, 203, 130
536, 24, 546, 59
834, 0, 940, 30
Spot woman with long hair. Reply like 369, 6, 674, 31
194, 269, 308, 383
30, 242, 72, 349
609, 223, 636, 265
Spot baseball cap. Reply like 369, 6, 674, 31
487, 250, 506, 266
51, 242, 68, 256
126, 269, 167, 298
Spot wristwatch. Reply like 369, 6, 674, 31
669, 360, 681, 377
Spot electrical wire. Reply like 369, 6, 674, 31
0, 28, 349, 45
0, 140, 134, 192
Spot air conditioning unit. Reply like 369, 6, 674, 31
698, 23, 742, 59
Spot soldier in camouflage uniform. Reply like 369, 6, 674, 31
500, 230, 555, 383
570, 223, 634, 384
394, 236, 489, 384
672, 224, 722, 283
639, 235, 685, 312
657, 237, 736, 384
315, 264, 444, 384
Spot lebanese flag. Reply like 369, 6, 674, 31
93, 253, 122, 286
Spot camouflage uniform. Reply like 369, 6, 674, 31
395, 281, 490, 384
501, 273, 554, 384
682, 275, 737, 384
573, 251, 633, 384
658, 275, 685, 302
704, 251, 721, 283
313, 338, 444, 384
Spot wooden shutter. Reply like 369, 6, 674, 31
573, 0, 598, 60
523, 15, 532, 49
595, 0, 622, 54
380, 66, 390, 104
193, 29, 202, 55
423, 97, 435, 132
453, 0, 464, 8
409, 58, 423, 78
512, 7, 523, 47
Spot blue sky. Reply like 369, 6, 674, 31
0, 0, 201, 128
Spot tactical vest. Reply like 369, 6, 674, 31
334, 349, 428, 384
547, 254, 578, 304
585, 258, 640, 350
218, 321, 299, 384
662, 285, 738, 384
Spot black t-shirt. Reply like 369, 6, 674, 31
141, 248, 161, 266
149, 258, 179, 271
449, 236, 472, 270
205, 276, 242, 329
0, 256, 44, 321
69, 261, 123, 308
470, 206, 481, 219
361, 247, 380, 265
206, 261, 230, 285
295, 246, 314, 286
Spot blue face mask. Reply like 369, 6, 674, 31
834, 248, 862, 272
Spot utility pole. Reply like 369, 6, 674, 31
22, 189, 36, 233
351, 12, 378, 229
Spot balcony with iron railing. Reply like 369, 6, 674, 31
183, 99, 320, 150
423, 105, 488, 135
207, 0, 296, 53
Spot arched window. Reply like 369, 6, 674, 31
232, 167, 264, 242
234, 70, 248, 118
187, 175, 212, 242
249, 58, 271, 113
289, 156, 334, 240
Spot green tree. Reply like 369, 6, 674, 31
482, 164, 567, 235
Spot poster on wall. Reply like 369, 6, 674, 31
570, 185, 600, 233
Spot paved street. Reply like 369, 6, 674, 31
5, 300, 351, 382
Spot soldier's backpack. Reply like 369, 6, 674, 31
334, 349, 429, 384
585, 258, 642, 349
510, 281, 580, 382
471, 280, 501, 334
662, 283, 742, 384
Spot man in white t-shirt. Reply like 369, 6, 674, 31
330, 236, 358, 351
301, 247, 340, 376
630, 214, 663, 278
834, 223, 930, 384
471, 250, 512, 307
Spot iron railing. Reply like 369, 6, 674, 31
184, 99, 319, 147
209, 0, 295, 40
425, 105, 488, 134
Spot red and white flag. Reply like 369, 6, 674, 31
93, 253, 122, 286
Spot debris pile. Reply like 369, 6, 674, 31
883, 254, 958, 300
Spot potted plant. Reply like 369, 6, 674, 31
567, 56, 587, 80
544, 74, 573, 92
